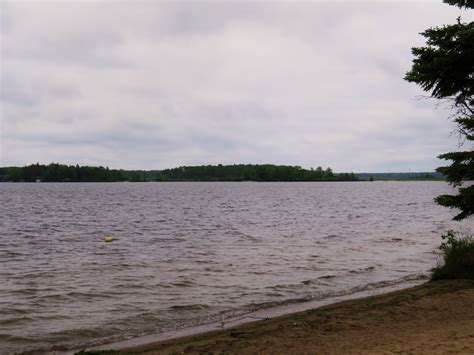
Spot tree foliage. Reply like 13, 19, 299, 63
443, 0, 474, 9
405, 0, 474, 220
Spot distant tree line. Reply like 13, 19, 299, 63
158, 164, 357, 181
356, 172, 444, 181
0, 163, 129, 182
0, 163, 358, 182
0, 163, 158, 182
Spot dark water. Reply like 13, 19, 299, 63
0, 182, 472, 354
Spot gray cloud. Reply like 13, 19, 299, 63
1, 0, 470, 171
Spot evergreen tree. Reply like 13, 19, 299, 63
405, 0, 474, 220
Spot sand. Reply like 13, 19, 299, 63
98, 279, 474, 354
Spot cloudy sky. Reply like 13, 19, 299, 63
0, 1, 471, 172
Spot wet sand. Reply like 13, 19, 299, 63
107, 279, 474, 354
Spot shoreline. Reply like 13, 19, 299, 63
77, 279, 474, 354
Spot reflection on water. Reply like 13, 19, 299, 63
0, 182, 472, 353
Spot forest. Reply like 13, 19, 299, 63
0, 163, 359, 182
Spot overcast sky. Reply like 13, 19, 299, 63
1, 1, 472, 172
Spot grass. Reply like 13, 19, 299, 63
432, 230, 474, 280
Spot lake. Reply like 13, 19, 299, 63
1, 182, 472, 354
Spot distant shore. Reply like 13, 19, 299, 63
81, 279, 474, 354
0, 162, 443, 183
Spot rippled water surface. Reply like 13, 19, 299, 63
1, 182, 473, 353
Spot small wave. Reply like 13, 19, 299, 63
170, 281, 195, 287
401, 273, 429, 281
349, 266, 376, 274
194, 260, 213, 265
170, 304, 209, 311
373, 237, 406, 244
251, 273, 430, 319
0, 316, 34, 326
319, 274, 336, 279
0, 312, 70, 326
301, 274, 336, 285
265, 292, 285, 297
204, 267, 225, 273
238, 234, 261, 242
0, 307, 30, 316
347, 273, 428, 294
323, 234, 341, 240
292, 266, 314, 270
64, 291, 113, 300
0, 251, 25, 258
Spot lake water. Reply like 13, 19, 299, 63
1, 182, 473, 354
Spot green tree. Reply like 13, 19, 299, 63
405, 0, 473, 220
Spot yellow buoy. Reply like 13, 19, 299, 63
104, 236, 113, 242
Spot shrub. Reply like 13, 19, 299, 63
432, 230, 474, 280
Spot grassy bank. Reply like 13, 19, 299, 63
78, 279, 474, 354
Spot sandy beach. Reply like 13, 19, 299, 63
82, 279, 474, 354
